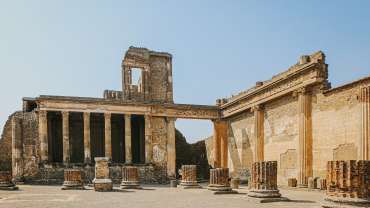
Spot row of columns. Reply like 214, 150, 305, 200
38, 111, 153, 164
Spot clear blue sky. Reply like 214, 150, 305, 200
1, 0, 369, 143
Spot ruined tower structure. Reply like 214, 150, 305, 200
0, 47, 219, 183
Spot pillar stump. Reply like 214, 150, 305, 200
208, 168, 236, 194
120, 166, 141, 189
180, 165, 201, 188
322, 160, 370, 208
248, 161, 281, 198
61, 169, 84, 190
93, 157, 113, 192
0, 171, 18, 190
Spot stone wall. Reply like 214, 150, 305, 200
0, 112, 17, 171
312, 79, 370, 179
264, 94, 299, 184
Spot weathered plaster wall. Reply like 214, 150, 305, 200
311, 80, 370, 179
264, 94, 299, 184
227, 111, 254, 179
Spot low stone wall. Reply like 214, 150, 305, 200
24, 163, 168, 185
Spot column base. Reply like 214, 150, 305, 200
179, 181, 202, 189
0, 183, 19, 191
93, 179, 113, 192
61, 181, 85, 190
297, 184, 308, 188
120, 181, 142, 189
208, 184, 237, 194
247, 189, 281, 198
322, 196, 370, 208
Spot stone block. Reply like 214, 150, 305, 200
288, 178, 297, 187
0, 171, 18, 190
93, 157, 112, 192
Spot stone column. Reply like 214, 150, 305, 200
248, 161, 281, 198
62, 111, 70, 164
253, 105, 264, 162
361, 86, 370, 160
213, 120, 228, 168
120, 166, 141, 189
11, 115, 23, 181
180, 165, 200, 188
124, 114, 132, 163
83, 112, 91, 163
38, 110, 48, 162
323, 160, 370, 207
61, 169, 84, 190
167, 117, 176, 178
208, 168, 235, 193
144, 115, 153, 163
0, 171, 18, 190
104, 113, 112, 160
297, 88, 313, 187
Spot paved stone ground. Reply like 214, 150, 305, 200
0, 184, 325, 208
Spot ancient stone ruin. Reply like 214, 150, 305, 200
0, 46, 369, 193
0, 171, 18, 190
61, 169, 84, 190
248, 161, 281, 198
208, 168, 236, 194
93, 157, 113, 192
322, 160, 370, 207
179, 165, 201, 188
120, 166, 141, 189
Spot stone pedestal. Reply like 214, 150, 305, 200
288, 178, 297, 187
120, 166, 141, 189
248, 161, 281, 198
0, 171, 18, 190
318, 178, 327, 190
170, 179, 178, 188
322, 160, 370, 208
61, 169, 84, 190
180, 165, 201, 188
93, 157, 113, 192
208, 168, 236, 194
230, 178, 240, 189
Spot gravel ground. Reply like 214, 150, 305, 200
0, 184, 325, 208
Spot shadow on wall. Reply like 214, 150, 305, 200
175, 129, 211, 180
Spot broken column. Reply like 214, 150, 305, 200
180, 165, 201, 188
61, 169, 84, 190
322, 160, 370, 208
0, 171, 18, 190
120, 166, 141, 189
248, 161, 281, 198
93, 157, 113, 191
208, 168, 235, 193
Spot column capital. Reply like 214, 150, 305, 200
124, 114, 131, 119
251, 104, 264, 112
293, 87, 311, 97
62, 111, 69, 117
104, 112, 111, 118
83, 111, 90, 117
